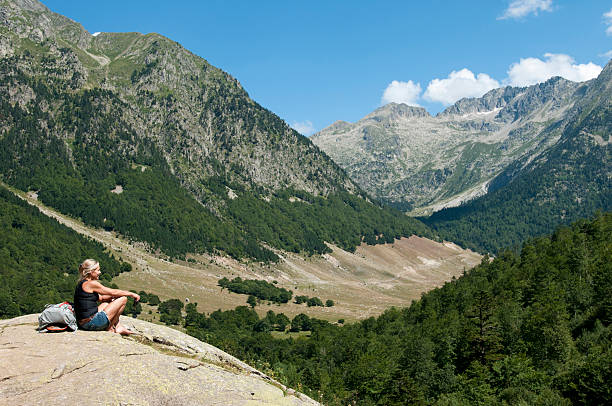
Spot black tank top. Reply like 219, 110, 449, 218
74, 279, 99, 320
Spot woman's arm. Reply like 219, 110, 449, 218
85, 281, 140, 302
98, 294, 115, 302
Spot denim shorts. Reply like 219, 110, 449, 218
80, 310, 110, 331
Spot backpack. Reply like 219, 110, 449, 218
37, 302, 78, 332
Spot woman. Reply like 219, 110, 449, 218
74, 259, 140, 335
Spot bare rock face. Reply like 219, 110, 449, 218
0, 314, 319, 406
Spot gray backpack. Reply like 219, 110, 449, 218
37, 302, 78, 332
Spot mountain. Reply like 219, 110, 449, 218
0, 314, 318, 405
312, 76, 584, 215
1, 0, 351, 196
426, 62, 611, 253
0, 0, 431, 260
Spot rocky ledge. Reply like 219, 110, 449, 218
0, 314, 318, 405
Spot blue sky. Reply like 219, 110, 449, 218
43, 0, 612, 135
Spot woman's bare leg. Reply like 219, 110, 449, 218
97, 303, 115, 332
103, 297, 132, 335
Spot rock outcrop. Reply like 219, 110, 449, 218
0, 314, 318, 405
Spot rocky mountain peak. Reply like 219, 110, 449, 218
312, 69, 604, 214
314, 120, 353, 135
2, 0, 91, 48
8, 0, 47, 12
495, 76, 578, 122
438, 76, 577, 120
438, 86, 522, 117
585, 59, 612, 94
364, 103, 431, 122
522, 75, 576, 101
601, 59, 612, 77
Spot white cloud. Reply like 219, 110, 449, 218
380, 53, 602, 109
604, 8, 612, 35
291, 120, 315, 136
423, 69, 500, 105
507, 53, 602, 86
499, 0, 553, 20
381, 80, 422, 106
92, 32, 101, 37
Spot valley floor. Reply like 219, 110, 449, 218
17, 188, 481, 322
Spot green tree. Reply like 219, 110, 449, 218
291, 313, 312, 332
307, 297, 324, 307
159, 299, 184, 325
247, 295, 257, 308
275, 313, 290, 331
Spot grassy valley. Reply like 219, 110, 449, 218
7, 186, 481, 322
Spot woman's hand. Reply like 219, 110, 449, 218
131, 292, 141, 302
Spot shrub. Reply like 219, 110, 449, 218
307, 297, 323, 307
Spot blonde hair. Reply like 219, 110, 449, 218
79, 259, 99, 280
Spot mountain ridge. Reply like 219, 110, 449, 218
426, 61, 611, 253
1, 0, 355, 197
312, 74, 586, 214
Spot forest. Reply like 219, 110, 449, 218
0, 186, 131, 317
178, 213, 610, 405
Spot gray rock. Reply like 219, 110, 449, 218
0, 314, 319, 405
